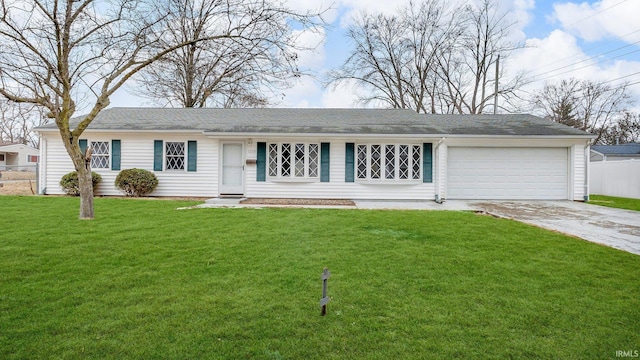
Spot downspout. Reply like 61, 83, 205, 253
434, 137, 445, 203
584, 139, 591, 202
39, 136, 47, 195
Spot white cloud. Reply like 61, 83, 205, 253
277, 76, 324, 108
321, 81, 362, 108
291, 27, 327, 70
552, 0, 640, 43
505, 28, 640, 110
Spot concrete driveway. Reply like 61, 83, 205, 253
468, 201, 640, 255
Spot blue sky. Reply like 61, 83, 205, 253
110, 0, 640, 110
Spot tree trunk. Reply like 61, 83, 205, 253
60, 129, 95, 220
77, 160, 95, 220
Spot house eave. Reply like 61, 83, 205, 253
37, 128, 595, 140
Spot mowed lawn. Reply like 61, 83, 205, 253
1, 197, 639, 359
589, 195, 640, 212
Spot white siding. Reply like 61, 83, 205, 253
572, 144, 588, 201
41, 132, 219, 197
245, 139, 436, 200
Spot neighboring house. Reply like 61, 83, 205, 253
590, 143, 640, 161
0, 143, 39, 171
35, 108, 594, 201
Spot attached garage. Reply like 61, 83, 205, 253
447, 147, 569, 200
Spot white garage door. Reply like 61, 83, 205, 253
447, 147, 568, 200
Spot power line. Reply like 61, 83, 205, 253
523, 39, 640, 82
526, 28, 640, 74
564, 0, 629, 28
531, 48, 640, 83
516, 1, 638, 84
602, 71, 640, 85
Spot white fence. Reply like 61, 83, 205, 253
590, 159, 640, 199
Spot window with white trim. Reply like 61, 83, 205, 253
90, 141, 109, 169
356, 144, 421, 181
165, 142, 185, 170
268, 142, 319, 179
27, 155, 39, 163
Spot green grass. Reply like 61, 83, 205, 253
1, 196, 639, 359
589, 194, 640, 211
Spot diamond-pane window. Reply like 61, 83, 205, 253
267, 142, 319, 179
166, 142, 185, 170
91, 141, 109, 169
295, 143, 305, 177
281, 143, 291, 177
385, 145, 395, 179
308, 144, 318, 177
354, 144, 421, 181
412, 146, 421, 180
268, 144, 278, 177
399, 145, 409, 179
371, 145, 381, 179
357, 145, 367, 179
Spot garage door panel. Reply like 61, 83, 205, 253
447, 147, 568, 200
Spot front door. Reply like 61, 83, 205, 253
220, 143, 244, 195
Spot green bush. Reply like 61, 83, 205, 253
115, 168, 158, 197
59, 171, 102, 196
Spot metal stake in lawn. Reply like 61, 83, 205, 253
320, 268, 331, 316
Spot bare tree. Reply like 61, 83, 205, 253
0, 0, 322, 219
531, 78, 634, 144
600, 111, 640, 145
436, 0, 524, 114
138, 0, 311, 108
0, 100, 48, 147
326, 0, 458, 113
327, 0, 522, 114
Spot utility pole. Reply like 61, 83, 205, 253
494, 55, 500, 114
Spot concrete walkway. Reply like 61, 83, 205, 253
192, 198, 640, 255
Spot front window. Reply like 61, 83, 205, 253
90, 141, 109, 169
268, 142, 319, 179
27, 155, 39, 163
165, 142, 185, 170
356, 144, 421, 181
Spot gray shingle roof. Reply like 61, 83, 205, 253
591, 143, 640, 155
36, 107, 593, 137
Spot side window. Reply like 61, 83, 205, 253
165, 142, 185, 170
90, 141, 110, 169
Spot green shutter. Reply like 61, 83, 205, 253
79, 139, 87, 155
256, 142, 266, 182
154, 140, 163, 171
423, 143, 433, 183
187, 141, 197, 172
111, 140, 121, 171
345, 143, 354, 183
320, 143, 330, 182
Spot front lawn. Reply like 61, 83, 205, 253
589, 194, 640, 211
1, 196, 639, 359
